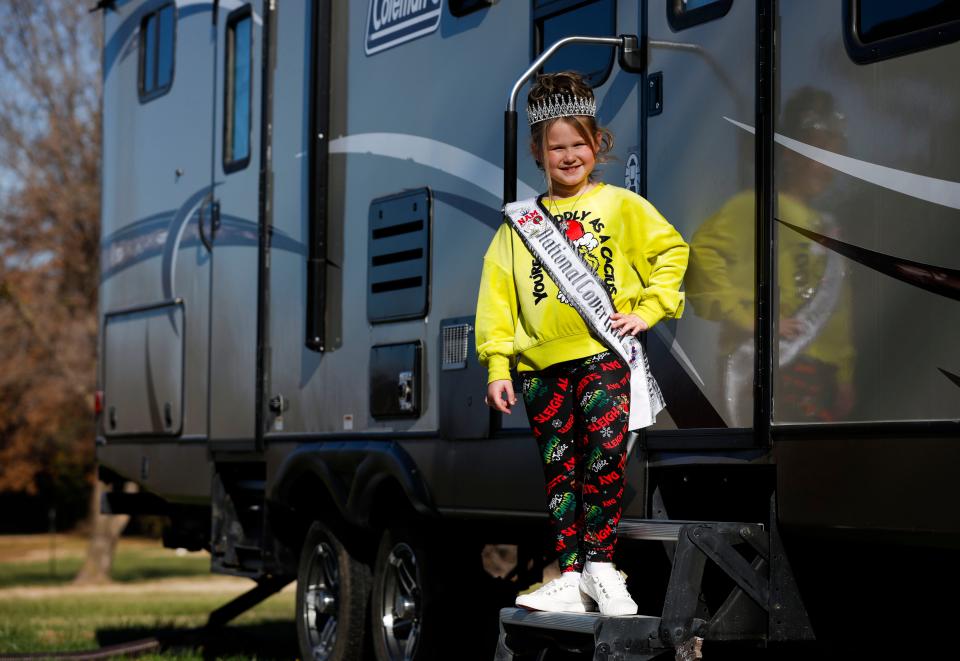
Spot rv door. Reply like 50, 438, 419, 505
643, 0, 761, 437
207, 1, 266, 449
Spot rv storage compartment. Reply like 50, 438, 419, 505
367, 188, 431, 323
102, 299, 184, 437
370, 341, 422, 418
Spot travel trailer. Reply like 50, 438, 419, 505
96, 0, 960, 658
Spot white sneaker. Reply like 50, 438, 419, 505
579, 567, 638, 616
515, 572, 598, 613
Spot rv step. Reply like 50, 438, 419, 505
497, 608, 665, 660
618, 519, 764, 541
499, 607, 659, 634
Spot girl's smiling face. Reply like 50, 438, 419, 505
543, 119, 599, 198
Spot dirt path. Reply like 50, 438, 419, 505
0, 576, 296, 599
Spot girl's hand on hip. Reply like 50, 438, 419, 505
611, 312, 649, 336
485, 380, 517, 414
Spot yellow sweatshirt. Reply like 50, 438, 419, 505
475, 183, 689, 383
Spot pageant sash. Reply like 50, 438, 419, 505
504, 197, 665, 430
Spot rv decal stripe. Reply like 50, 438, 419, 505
938, 368, 960, 390
329, 133, 538, 201
724, 117, 960, 211
647, 327, 727, 429
778, 218, 960, 302
432, 190, 502, 230
654, 325, 706, 388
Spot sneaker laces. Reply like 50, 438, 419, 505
541, 575, 577, 596
595, 571, 631, 600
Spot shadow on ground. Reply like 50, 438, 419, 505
97, 620, 299, 660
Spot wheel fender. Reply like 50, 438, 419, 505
347, 447, 436, 528
269, 440, 436, 530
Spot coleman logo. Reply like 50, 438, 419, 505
365, 0, 442, 56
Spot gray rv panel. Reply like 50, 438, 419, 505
775, 434, 960, 539
103, 300, 184, 437
775, 0, 960, 424
98, 440, 211, 504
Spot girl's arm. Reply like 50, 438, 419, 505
475, 223, 520, 386
624, 195, 690, 329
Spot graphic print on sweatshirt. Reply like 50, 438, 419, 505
528, 209, 616, 305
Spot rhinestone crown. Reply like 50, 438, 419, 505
527, 94, 597, 126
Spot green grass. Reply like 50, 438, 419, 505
0, 536, 298, 659
0, 537, 211, 588
0, 590, 296, 658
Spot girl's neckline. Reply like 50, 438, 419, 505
544, 182, 606, 206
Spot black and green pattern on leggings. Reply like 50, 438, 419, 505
521, 351, 630, 573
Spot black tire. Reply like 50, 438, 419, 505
370, 525, 444, 661
296, 520, 371, 661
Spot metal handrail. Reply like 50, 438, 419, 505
507, 35, 627, 111
503, 35, 641, 204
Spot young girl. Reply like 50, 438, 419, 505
475, 72, 688, 616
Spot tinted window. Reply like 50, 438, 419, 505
845, 0, 960, 63
449, 0, 497, 17
138, 4, 175, 101
666, 0, 733, 31
858, 0, 960, 43
156, 5, 174, 89
142, 14, 156, 92
224, 11, 252, 170
535, 0, 616, 88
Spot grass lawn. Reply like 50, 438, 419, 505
0, 537, 212, 588
0, 535, 297, 660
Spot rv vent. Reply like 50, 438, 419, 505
441, 323, 472, 371
367, 189, 431, 323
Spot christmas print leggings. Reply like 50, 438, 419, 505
521, 351, 630, 572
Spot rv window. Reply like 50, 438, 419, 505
845, 0, 960, 63
138, 3, 175, 102
666, 0, 733, 31
450, 0, 498, 18
533, 0, 616, 88
224, 9, 252, 172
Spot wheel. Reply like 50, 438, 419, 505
370, 526, 442, 661
296, 521, 371, 661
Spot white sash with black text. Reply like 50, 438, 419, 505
504, 197, 665, 430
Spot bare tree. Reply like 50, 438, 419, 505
0, 0, 121, 582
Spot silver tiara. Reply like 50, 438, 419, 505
527, 94, 597, 126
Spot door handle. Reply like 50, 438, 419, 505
198, 197, 220, 251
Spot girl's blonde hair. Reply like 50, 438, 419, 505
528, 71, 614, 198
